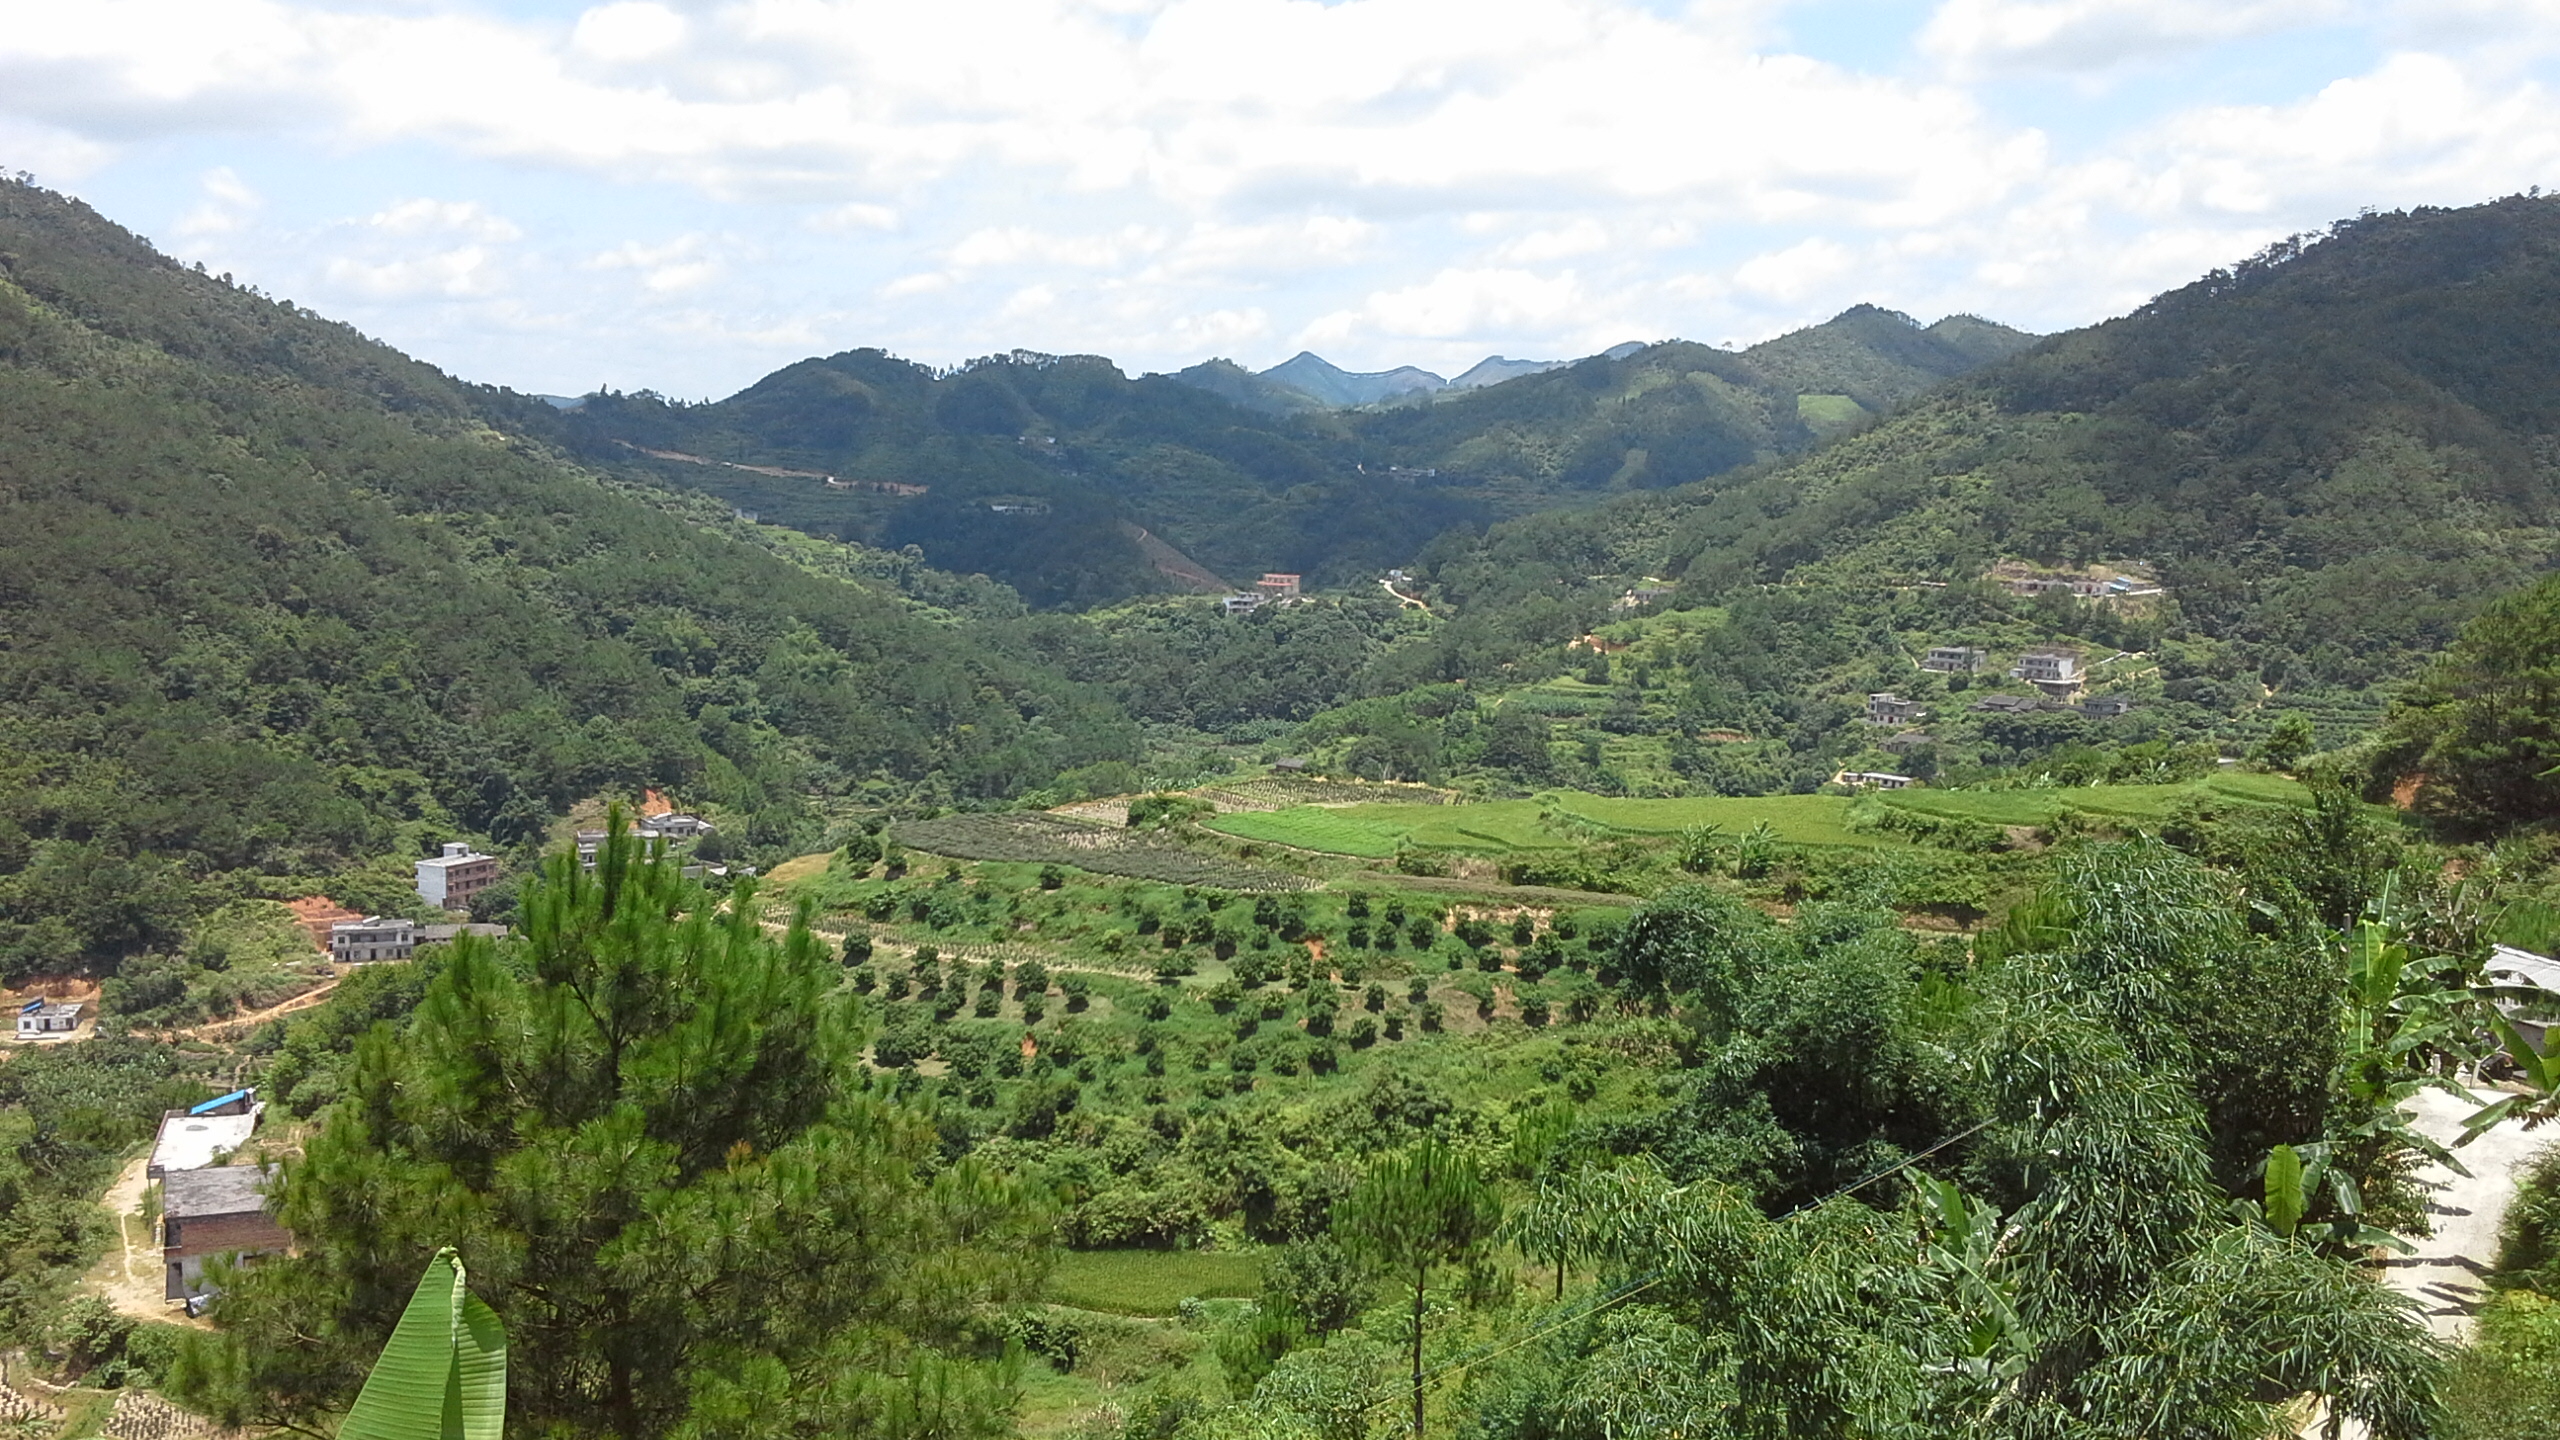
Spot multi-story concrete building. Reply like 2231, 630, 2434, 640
328, 916, 416, 963
415, 842, 501, 911
2011, 648, 2084, 691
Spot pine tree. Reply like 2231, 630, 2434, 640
170, 813, 1051, 1440
1335, 1140, 1502, 1439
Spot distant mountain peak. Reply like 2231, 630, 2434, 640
1259, 352, 1448, 408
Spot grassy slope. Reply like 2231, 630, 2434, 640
1206, 775, 2310, 857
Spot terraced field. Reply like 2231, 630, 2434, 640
897, 812, 1316, 890
1204, 774, 2315, 858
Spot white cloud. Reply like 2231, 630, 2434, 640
6, 0, 2559, 392
808, 201, 898, 232
1491, 219, 1610, 264
1733, 236, 1857, 302
1326, 266, 1591, 342
367, 198, 521, 242
1920, 0, 2349, 76
572, 2, 687, 65
323, 244, 497, 298
591, 234, 723, 293
176, 165, 260, 236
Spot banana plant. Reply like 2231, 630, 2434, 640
1911, 1177, 2034, 1399
340, 1248, 506, 1440
2238, 1142, 2412, 1253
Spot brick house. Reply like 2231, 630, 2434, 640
162, 1167, 292, 1300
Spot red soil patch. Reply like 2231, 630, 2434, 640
643, 788, 673, 817
2390, 773, 2425, 810
283, 897, 359, 953
3, 976, 101, 1005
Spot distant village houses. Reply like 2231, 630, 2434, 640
1257, 573, 1303, 599
1922, 646, 1986, 673
1837, 771, 1916, 791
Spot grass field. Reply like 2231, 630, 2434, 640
1208, 800, 1569, 857
1873, 773, 2309, 827
1205, 775, 2314, 859
1045, 1249, 1262, 1315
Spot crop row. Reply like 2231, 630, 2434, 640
897, 813, 1316, 891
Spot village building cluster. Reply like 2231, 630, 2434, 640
1222, 573, 1308, 615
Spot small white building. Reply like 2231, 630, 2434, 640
1866, 693, 1928, 725
1921, 646, 1986, 673
149, 1090, 263, 1179
648, 813, 714, 840
15, 999, 81, 1037
2489, 945, 2560, 1055
328, 916, 415, 964
1837, 771, 1916, 791
2011, 648, 2084, 691
1221, 593, 1266, 616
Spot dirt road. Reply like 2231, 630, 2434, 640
2378, 1084, 2546, 1340
82, 1153, 204, 1329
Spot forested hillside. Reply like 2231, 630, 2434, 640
1415, 198, 2560, 690
0, 178, 1135, 981
562, 310, 2031, 605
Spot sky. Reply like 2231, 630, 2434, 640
4, 0, 2559, 399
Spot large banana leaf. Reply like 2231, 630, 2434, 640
340, 1248, 506, 1440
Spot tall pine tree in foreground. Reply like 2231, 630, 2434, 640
172, 816, 1051, 1440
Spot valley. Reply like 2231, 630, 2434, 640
1, 173, 2559, 1440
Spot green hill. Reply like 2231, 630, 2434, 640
1420, 197, 2560, 690
565, 310, 2033, 607
0, 178, 1135, 980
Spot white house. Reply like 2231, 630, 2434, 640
15, 999, 81, 1037
2489, 944, 2560, 1055
1921, 646, 1986, 673
328, 917, 415, 964
2011, 648, 2084, 691
1866, 693, 1928, 725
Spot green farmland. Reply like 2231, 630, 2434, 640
1205, 774, 2313, 859
1044, 1249, 1262, 1316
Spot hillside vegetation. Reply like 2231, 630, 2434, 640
1420, 198, 2560, 688
562, 309, 2031, 605
0, 178, 1133, 980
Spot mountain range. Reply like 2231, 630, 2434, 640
555, 307, 2035, 605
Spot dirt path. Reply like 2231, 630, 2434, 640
164, 977, 341, 1042
81, 1153, 203, 1329
2377, 1084, 2545, 1340
1121, 524, 1234, 594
